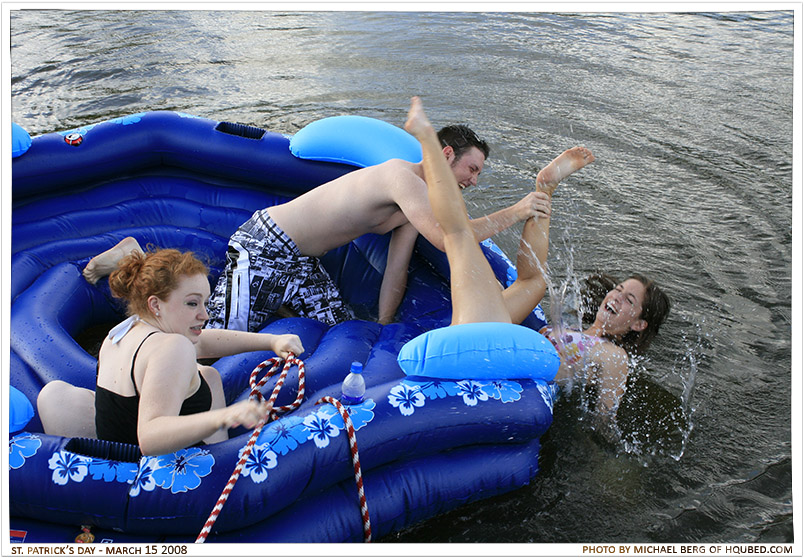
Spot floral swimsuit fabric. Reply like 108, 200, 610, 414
540, 326, 605, 367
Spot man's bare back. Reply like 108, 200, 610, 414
267, 158, 437, 257
85, 121, 560, 328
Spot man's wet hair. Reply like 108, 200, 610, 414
437, 125, 490, 160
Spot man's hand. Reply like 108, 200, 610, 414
513, 191, 552, 221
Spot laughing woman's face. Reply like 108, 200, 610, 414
596, 278, 647, 337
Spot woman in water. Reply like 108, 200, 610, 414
38, 248, 303, 455
544, 273, 670, 419
403, 96, 668, 422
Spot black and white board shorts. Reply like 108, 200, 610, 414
207, 209, 354, 331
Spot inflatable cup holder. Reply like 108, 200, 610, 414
214, 121, 266, 140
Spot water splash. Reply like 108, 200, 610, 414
610, 318, 704, 463
542, 230, 703, 462
669, 320, 704, 461
502, 202, 700, 462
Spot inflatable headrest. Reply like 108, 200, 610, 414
9, 386, 34, 433
397, 322, 559, 381
290, 115, 422, 168
12, 123, 32, 158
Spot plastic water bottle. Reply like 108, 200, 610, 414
340, 361, 366, 405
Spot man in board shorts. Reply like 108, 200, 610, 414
86, 125, 553, 332
206, 209, 353, 331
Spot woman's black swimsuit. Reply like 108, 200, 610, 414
95, 332, 213, 447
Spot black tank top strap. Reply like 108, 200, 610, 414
130, 331, 159, 397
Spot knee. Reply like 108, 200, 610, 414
534, 278, 547, 299
516, 277, 546, 299
37, 380, 69, 411
38, 381, 97, 438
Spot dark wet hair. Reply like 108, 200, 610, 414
437, 125, 490, 161
580, 273, 618, 325
581, 272, 671, 355
623, 273, 671, 354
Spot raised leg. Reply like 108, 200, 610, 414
503, 147, 595, 324
404, 97, 510, 325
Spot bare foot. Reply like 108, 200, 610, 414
83, 236, 143, 284
404, 96, 434, 139
536, 146, 595, 196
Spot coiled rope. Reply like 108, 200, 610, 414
196, 354, 305, 543
196, 356, 372, 543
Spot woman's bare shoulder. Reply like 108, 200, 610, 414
587, 339, 629, 367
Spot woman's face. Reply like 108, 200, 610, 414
154, 274, 210, 343
596, 278, 647, 336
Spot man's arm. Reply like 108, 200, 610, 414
392, 166, 550, 250
377, 222, 419, 325
468, 192, 551, 241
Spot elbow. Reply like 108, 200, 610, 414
137, 438, 162, 456
137, 426, 176, 456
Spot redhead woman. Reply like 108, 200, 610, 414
38, 248, 303, 456
403, 96, 668, 423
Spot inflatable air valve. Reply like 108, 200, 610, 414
64, 132, 84, 146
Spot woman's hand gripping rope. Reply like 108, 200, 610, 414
196, 353, 305, 543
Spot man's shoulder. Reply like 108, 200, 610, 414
370, 158, 420, 175
373, 159, 425, 189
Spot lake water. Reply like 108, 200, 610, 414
9, 7, 797, 547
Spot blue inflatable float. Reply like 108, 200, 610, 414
9, 111, 557, 543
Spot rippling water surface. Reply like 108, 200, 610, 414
9, 8, 796, 545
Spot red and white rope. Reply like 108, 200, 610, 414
196, 354, 305, 543
315, 395, 372, 543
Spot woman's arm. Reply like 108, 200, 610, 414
135, 335, 270, 455
195, 329, 303, 360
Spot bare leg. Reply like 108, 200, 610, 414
83, 236, 144, 284
37, 381, 97, 438
503, 147, 595, 324
405, 97, 510, 325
